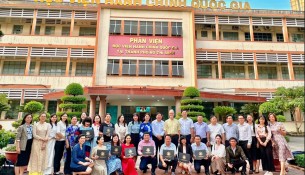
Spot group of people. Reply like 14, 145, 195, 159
13, 109, 293, 175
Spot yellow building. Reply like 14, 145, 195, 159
291, 0, 304, 11
0, 0, 304, 122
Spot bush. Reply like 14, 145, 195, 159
61, 96, 86, 103
259, 102, 281, 114
276, 115, 286, 122
24, 101, 43, 114
64, 83, 84, 96
12, 113, 50, 129
56, 112, 82, 118
181, 99, 203, 105
0, 154, 5, 166
59, 104, 87, 111
284, 136, 290, 142
295, 154, 305, 168
213, 106, 237, 122
183, 87, 200, 98
181, 105, 204, 111
0, 129, 16, 149
4, 145, 16, 152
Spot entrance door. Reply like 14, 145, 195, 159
106, 105, 118, 124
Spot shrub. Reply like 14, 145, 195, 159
181, 105, 204, 111
0, 154, 5, 166
183, 87, 200, 98
56, 112, 82, 118
4, 145, 16, 152
61, 96, 86, 103
259, 102, 281, 114
181, 99, 203, 105
0, 129, 16, 149
276, 115, 286, 122
295, 154, 305, 168
24, 101, 43, 114
213, 106, 237, 123
59, 104, 87, 111
12, 113, 50, 129
64, 83, 84, 96
284, 136, 290, 142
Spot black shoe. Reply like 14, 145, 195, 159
205, 172, 210, 175
143, 169, 147, 173
249, 170, 254, 174
151, 172, 156, 175
241, 172, 246, 175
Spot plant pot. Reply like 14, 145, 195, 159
4, 151, 18, 164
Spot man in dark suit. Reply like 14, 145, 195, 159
226, 137, 248, 175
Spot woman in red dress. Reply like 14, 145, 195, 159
121, 134, 138, 175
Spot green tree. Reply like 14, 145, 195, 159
0, 94, 10, 112
213, 106, 237, 123
240, 103, 260, 120
259, 101, 281, 114
0, 30, 3, 37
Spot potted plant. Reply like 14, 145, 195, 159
0, 129, 16, 149
0, 154, 6, 168
4, 145, 18, 164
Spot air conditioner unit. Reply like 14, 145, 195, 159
232, 26, 239, 30
298, 27, 305, 32
253, 26, 260, 31
264, 26, 271, 30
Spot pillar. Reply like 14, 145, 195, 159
65, 48, 71, 76
89, 95, 97, 118
31, 9, 37, 35
287, 53, 295, 80
174, 96, 182, 115
17, 90, 25, 119
44, 100, 49, 112
0, 60, 4, 74
249, 17, 254, 41
253, 53, 259, 80
56, 99, 61, 112
98, 95, 107, 120
70, 11, 75, 36
215, 16, 220, 40
217, 52, 222, 79
24, 47, 32, 75
282, 18, 289, 43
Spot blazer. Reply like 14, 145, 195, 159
225, 145, 247, 164
16, 124, 33, 151
178, 144, 193, 162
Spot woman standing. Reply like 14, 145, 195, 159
139, 113, 152, 139
256, 115, 275, 175
92, 114, 102, 148
28, 113, 51, 175
121, 134, 138, 175
64, 116, 79, 175
178, 136, 193, 175
99, 113, 115, 143
91, 136, 108, 175
77, 117, 94, 157
43, 114, 57, 175
78, 112, 87, 127
127, 113, 141, 150
211, 134, 226, 175
247, 114, 261, 173
115, 114, 127, 143
106, 134, 122, 175
53, 113, 68, 174
15, 114, 33, 175
269, 113, 293, 175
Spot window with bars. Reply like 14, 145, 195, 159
201, 31, 208, 37
294, 66, 304, 80
171, 22, 182, 37
124, 20, 138, 35
29, 62, 36, 75
62, 26, 70, 36
138, 60, 153, 76
109, 20, 121, 35
276, 33, 284, 42
155, 22, 168, 36
223, 32, 239, 40
45, 26, 55, 35
245, 33, 273, 41
2, 61, 26, 75
139, 21, 153, 36
281, 66, 289, 80
75, 63, 93, 76
39, 62, 66, 76
222, 65, 245, 79
197, 63, 212, 78
258, 65, 277, 79
79, 27, 96, 36
107, 59, 120, 75
248, 66, 255, 79
172, 61, 183, 77
12, 25, 23, 34
291, 34, 304, 42
122, 60, 136, 75
35, 26, 41, 35
155, 60, 169, 76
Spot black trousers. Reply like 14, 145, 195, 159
181, 134, 191, 145
259, 137, 275, 172
139, 156, 158, 173
158, 157, 178, 172
239, 140, 253, 171
201, 138, 207, 144
194, 158, 211, 173
170, 134, 179, 148
54, 140, 65, 173
131, 133, 140, 152
228, 159, 247, 173
225, 140, 230, 148
64, 146, 72, 174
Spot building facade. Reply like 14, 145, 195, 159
0, 1, 304, 122
291, 0, 304, 11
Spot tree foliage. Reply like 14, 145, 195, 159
240, 104, 259, 114
24, 101, 43, 114
0, 94, 10, 112
183, 87, 200, 99
213, 106, 237, 123
259, 101, 281, 114
64, 83, 84, 96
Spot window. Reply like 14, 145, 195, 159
212, 32, 221, 40
223, 32, 239, 40
222, 65, 245, 79
140, 21, 153, 36
79, 27, 96, 36
2, 61, 25, 75
75, 63, 93, 76
62, 26, 70, 36
248, 66, 255, 79
109, 20, 121, 35
155, 60, 169, 76
281, 66, 289, 80
138, 60, 152, 76
122, 60, 136, 75
201, 31, 208, 37
45, 26, 55, 35
107, 59, 119, 75
258, 65, 277, 79
35, 26, 41, 35
155, 22, 168, 36
171, 22, 182, 37
29, 62, 36, 75
197, 63, 212, 78
245, 33, 273, 41
39, 62, 66, 76
12, 25, 23, 34
294, 66, 304, 80
124, 20, 138, 35
276, 33, 284, 42
291, 34, 304, 42
172, 61, 183, 77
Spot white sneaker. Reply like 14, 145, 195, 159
268, 172, 273, 175
264, 171, 269, 175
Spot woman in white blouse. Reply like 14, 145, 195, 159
43, 114, 57, 174
114, 114, 127, 143
211, 134, 226, 175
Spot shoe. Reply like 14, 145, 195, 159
255, 170, 259, 174
249, 170, 254, 174
269, 172, 273, 175
241, 172, 246, 175
205, 172, 210, 175
181, 170, 185, 174
264, 171, 269, 175
151, 172, 156, 175
165, 169, 168, 174
171, 172, 176, 175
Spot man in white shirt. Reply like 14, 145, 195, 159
237, 115, 253, 174
208, 115, 225, 148
178, 110, 194, 144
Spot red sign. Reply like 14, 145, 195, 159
108, 35, 183, 58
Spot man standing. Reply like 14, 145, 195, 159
226, 137, 248, 175
191, 135, 211, 175
151, 112, 164, 152
138, 132, 158, 175
194, 115, 210, 145
178, 110, 194, 145
158, 135, 178, 175
208, 115, 225, 148
164, 109, 180, 147
223, 115, 239, 147
237, 115, 253, 174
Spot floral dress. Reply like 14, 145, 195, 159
106, 143, 122, 175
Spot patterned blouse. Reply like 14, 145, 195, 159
65, 124, 79, 148
139, 122, 152, 139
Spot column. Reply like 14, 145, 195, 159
174, 96, 182, 115
70, 11, 75, 36
56, 99, 61, 112
31, 9, 38, 35
249, 17, 254, 41
98, 95, 107, 120
217, 52, 222, 79
215, 16, 220, 40
253, 53, 259, 79
282, 18, 289, 43
0, 60, 4, 74
65, 48, 71, 76
89, 95, 97, 118
44, 100, 49, 112
24, 47, 32, 75
287, 53, 295, 80
17, 90, 25, 119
